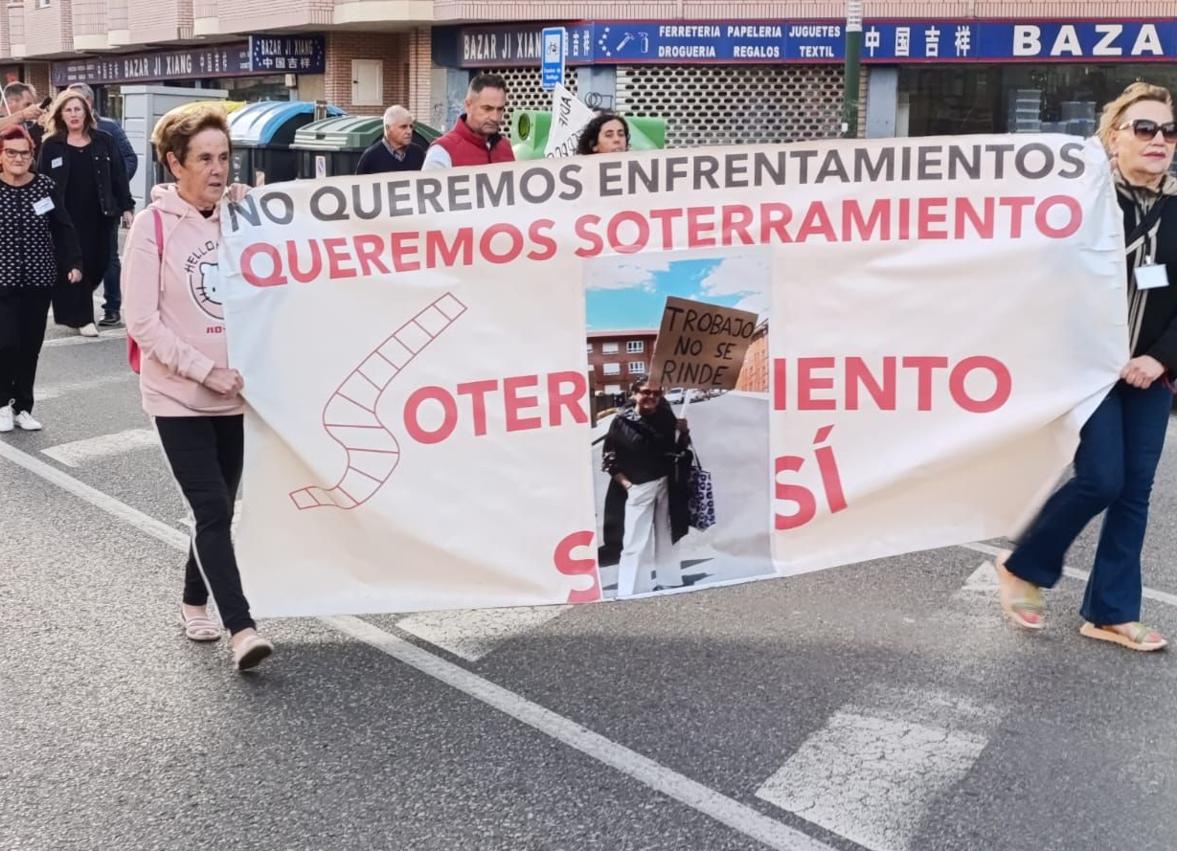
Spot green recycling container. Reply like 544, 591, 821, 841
291, 116, 442, 178
511, 110, 667, 160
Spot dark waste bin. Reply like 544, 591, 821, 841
291, 116, 441, 179
228, 101, 345, 187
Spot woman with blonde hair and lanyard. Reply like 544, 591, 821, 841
997, 82, 1177, 652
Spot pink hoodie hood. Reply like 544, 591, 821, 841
122, 184, 242, 417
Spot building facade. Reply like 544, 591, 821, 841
0, 3, 1172, 145
587, 329, 657, 397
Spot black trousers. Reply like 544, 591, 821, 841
0, 286, 52, 414
156, 414, 256, 634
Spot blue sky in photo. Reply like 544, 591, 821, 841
586, 257, 747, 331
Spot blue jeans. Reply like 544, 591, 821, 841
1007, 380, 1172, 624
102, 225, 120, 313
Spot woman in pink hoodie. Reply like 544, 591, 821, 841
123, 105, 273, 671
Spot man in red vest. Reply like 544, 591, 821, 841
423, 73, 515, 169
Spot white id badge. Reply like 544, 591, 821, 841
50, 157, 62, 169
32, 196, 54, 216
1136, 264, 1170, 290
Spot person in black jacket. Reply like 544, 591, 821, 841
997, 81, 1177, 652
602, 379, 692, 597
0, 124, 81, 433
37, 90, 133, 337
355, 105, 425, 175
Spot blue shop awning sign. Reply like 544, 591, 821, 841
455, 20, 1177, 66
248, 34, 326, 74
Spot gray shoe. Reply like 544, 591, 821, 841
98, 311, 122, 328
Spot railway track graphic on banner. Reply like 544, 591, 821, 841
288, 293, 467, 510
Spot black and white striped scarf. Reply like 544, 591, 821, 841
1117, 171, 1177, 352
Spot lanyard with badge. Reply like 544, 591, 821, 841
1132, 196, 1170, 290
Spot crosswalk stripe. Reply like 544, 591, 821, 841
394, 606, 572, 661
756, 684, 998, 851
42, 330, 127, 348
41, 428, 159, 468
37, 373, 136, 400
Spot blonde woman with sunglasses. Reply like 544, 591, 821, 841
997, 82, 1177, 652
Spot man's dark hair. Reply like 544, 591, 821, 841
3, 82, 31, 103
469, 73, 508, 96
577, 112, 630, 155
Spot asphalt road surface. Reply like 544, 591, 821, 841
3, 319, 1177, 851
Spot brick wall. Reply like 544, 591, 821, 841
71, 0, 104, 38
407, 26, 432, 123
7, 3, 22, 53
107, 0, 126, 34
215, 0, 331, 33
125, 0, 192, 44
25, 59, 47, 93
22, 0, 71, 57
323, 31, 413, 114
735, 328, 768, 393
0, 4, 10, 55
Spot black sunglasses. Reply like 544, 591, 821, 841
1120, 118, 1177, 143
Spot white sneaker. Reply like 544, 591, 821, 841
14, 411, 42, 431
78, 323, 99, 338
0, 405, 12, 433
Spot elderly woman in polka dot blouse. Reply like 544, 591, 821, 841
0, 124, 81, 433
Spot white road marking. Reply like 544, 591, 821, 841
42, 330, 127, 348
958, 560, 998, 593
395, 606, 572, 661
40, 428, 160, 468
756, 686, 997, 851
0, 438, 837, 851
0, 439, 187, 548
37, 373, 136, 400
757, 711, 986, 851
957, 542, 1177, 608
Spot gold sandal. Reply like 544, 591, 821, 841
1080, 622, 1168, 652
995, 551, 1045, 631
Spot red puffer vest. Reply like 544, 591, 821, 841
432, 115, 515, 167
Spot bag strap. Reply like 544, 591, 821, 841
151, 208, 163, 260
1126, 195, 1168, 254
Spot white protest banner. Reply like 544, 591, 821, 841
544, 83, 597, 158
219, 136, 1126, 616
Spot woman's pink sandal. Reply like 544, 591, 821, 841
180, 606, 221, 642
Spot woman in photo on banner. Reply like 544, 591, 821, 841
122, 104, 273, 672
603, 379, 693, 597
0, 124, 81, 434
997, 81, 1177, 652
37, 90, 133, 338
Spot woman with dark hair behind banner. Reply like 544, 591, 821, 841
997, 81, 1177, 652
37, 90, 133, 337
0, 124, 81, 433
602, 379, 692, 597
576, 112, 630, 157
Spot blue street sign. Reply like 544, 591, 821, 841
541, 27, 566, 89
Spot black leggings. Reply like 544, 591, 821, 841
156, 414, 255, 635
0, 287, 51, 414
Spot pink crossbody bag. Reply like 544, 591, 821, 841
127, 209, 163, 374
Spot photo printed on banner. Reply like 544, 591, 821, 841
585, 248, 774, 599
